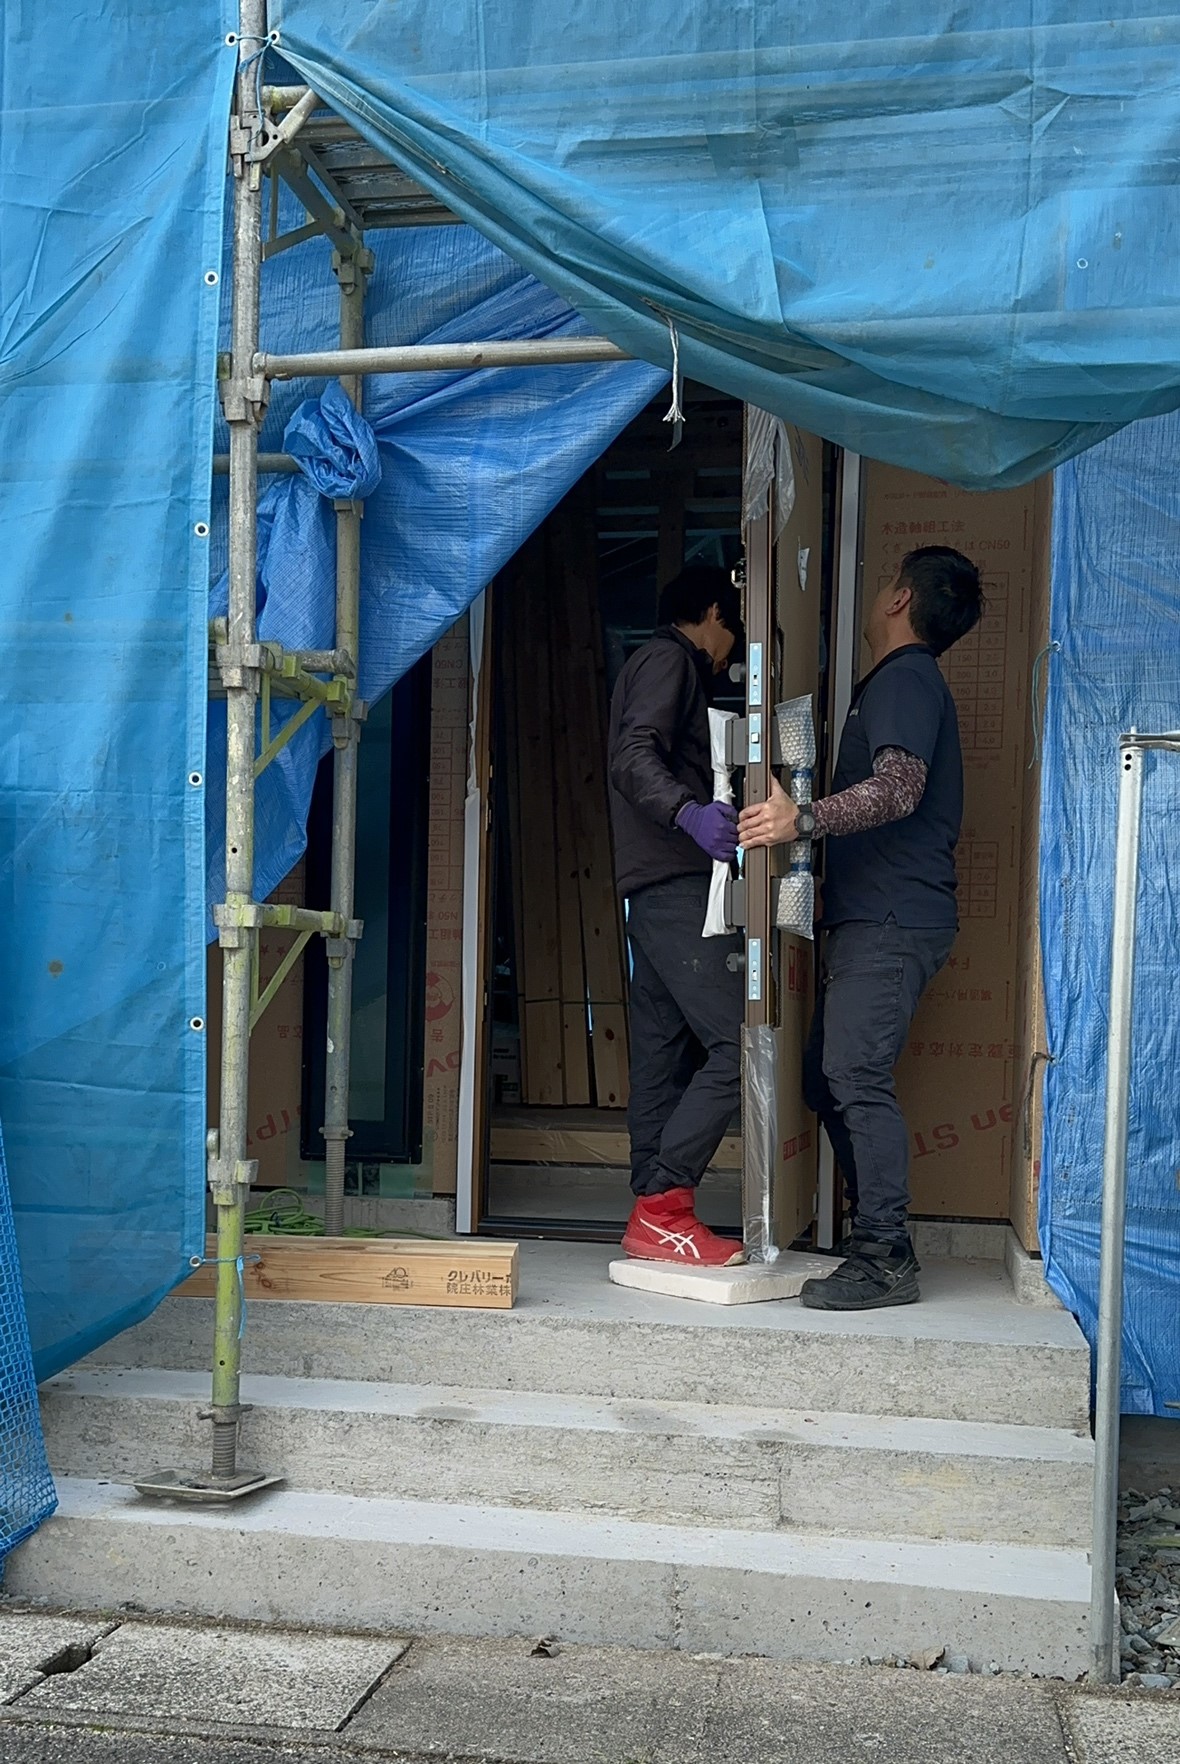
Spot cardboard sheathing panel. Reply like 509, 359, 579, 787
1007, 477, 1053, 1251
860, 465, 1051, 1221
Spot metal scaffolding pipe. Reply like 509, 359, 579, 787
210, 0, 268, 1487
259, 84, 321, 154
263, 85, 311, 113
322, 250, 369, 1239
1089, 731, 1180, 1680
257, 337, 631, 380
213, 452, 298, 475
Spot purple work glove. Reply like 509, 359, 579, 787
676, 800, 738, 863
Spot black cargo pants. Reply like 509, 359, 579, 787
625, 874, 743, 1197
803, 919, 956, 1244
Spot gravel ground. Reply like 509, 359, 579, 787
1117, 1487, 1180, 1690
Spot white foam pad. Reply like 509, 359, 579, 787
608, 1251, 840, 1305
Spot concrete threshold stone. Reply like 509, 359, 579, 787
607, 1251, 836, 1304
19, 1621, 407, 1732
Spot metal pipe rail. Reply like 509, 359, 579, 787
212, 453, 299, 474
256, 336, 631, 380
1089, 729, 1180, 1682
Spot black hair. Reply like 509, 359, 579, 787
658, 565, 744, 639
898, 546, 983, 656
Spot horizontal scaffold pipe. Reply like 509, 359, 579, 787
213, 453, 299, 474
255, 337, 632, 380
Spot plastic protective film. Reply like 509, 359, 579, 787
741, 1025, 780, 1265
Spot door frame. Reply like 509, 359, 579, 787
455, 591, 494, 1234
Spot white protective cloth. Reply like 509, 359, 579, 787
703, 708, 737, 937
775, 695, 817, 941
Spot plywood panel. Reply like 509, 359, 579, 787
179, 1234, 518, 1308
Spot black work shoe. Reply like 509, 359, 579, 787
799, 1235, 920, 1311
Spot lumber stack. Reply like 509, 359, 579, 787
498, 487, 630, 1108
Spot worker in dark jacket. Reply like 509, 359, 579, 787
608, 565, 746, 1267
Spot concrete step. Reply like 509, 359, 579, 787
40, 1369, 1094, 1548
84, 1247, 1092, 1429
5, 1477, 1091, 1677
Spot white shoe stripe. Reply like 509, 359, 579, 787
637, 1223, 703, 1259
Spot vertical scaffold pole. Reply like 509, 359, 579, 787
1089, 735, 1143, 1681
207, 0, 268, 1484
322, 241, 370, 1237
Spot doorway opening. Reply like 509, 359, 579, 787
479, 388, 749, 1236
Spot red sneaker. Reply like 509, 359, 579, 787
621, 1187, 745, 1267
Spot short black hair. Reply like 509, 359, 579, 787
898, 546, 983, 656
658, 565, 744, 639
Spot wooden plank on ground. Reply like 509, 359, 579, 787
178, 1234, 519, 1309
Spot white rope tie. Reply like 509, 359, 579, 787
662, 318, 685, 442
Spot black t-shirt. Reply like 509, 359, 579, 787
822, 645, 962, 929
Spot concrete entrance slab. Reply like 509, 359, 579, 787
346, 1635, 1074, 1764
1061, 1692, 1180, 1763
20, 1623, 407, 1732
608, 1251, 837, 1304
0, 1614, 112, 1705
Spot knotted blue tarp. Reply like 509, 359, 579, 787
1040, 414, 1180, 1415
206, 220, 664, 915
274, 2, 1180, 489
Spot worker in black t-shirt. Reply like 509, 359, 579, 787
739, 546, 983, 1310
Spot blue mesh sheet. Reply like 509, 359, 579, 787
273, 3, 1180, 489
1040, 414, 1180, 1414
0, 6, 234, 1396
0, 1126, 55, 1566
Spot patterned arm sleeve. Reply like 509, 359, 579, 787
810, 747, 928, 839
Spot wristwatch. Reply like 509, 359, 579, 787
795, 807, 816, 840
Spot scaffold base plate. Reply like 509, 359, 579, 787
132, 1468, 285, 1504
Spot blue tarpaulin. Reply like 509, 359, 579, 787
1040, 414, 1180, 1415
4, 0, 1180, 1526
275, 2, 1180, 488
0, 9, 233, 1385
